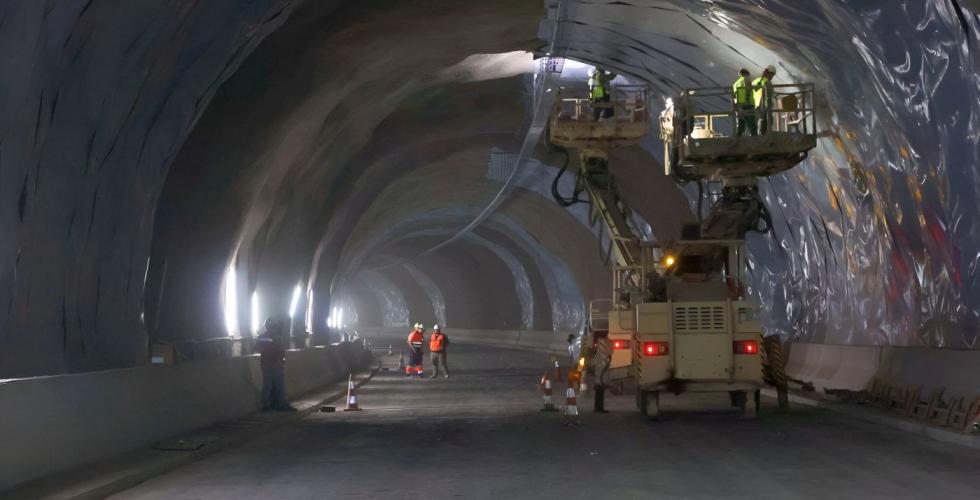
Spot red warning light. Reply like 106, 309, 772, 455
733, 340, 759, 355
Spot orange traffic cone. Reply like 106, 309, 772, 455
540, 374, 557, 412
578, 372, 588, 395
563, 387, 580, 425
343, 374, 362, 411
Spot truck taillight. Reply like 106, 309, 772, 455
612, 339, 631, 350
733, 340, 759, 355
643, 341, 669, 356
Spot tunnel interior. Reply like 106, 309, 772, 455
1, 0, 979, 378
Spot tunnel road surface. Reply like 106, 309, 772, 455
112, 343, 980, 499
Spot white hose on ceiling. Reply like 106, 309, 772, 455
369, 0, 577, 272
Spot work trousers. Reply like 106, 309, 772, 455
736, 105, 757, 136
592, 95, 612, 121
409, 348, 424, 376
431, 351, 449, 378
756, 106, 769, 135
261, 364, 288, 410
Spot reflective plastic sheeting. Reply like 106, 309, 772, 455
695, 0, 980, 347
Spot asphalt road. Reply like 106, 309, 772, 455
112, 343, 980, 499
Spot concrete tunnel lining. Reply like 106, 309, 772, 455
1, 0, 980, 495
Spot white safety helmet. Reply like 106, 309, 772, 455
433, 324, 441, 331
764, 65, 777, 75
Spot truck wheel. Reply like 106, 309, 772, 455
641, 391, 660, 420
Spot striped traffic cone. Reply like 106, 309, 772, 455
578, 372, 588, 395
343, 374, 362, 411
563, 387, 580, 425
540, 374, 557, 412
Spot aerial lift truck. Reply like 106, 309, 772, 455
548, 71, 817, 418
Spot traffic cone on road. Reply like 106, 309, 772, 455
578, 372, 588, 395
343, 374, 362, 411
563, 387, 580, 425
540, 374, 558, 412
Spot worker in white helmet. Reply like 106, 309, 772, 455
428, 324, 450, 378
753, 65, 777, 134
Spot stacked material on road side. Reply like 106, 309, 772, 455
785, 342, 980, 434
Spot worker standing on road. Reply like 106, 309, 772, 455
256, 316, 296, 412
589, 67, 617, 121
753, 65, 776, 135
733, 68, 757, 137
407, 323, 425, 379
429, 325, 450, 379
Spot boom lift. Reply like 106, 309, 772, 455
548, 74, 817, 418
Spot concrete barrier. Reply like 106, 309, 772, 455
0, 343, 370, 491
785, 342, 980, 398
785, 343, 880, 392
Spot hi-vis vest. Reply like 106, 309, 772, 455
429, 333, 446, 352
408, 331, 424, 350
752, 76, 771, 108
733, 76, 752, 106
589, 72, 609, 100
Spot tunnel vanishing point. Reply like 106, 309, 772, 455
1, 1, 980, 498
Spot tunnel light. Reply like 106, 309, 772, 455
251, 291, 260, 336
305, 289, 314, 334
222, 266, 239, 336
337, 308, 344, 328
288, 285, 302, 319
663, 255, 677, 268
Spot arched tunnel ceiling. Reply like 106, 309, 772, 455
0, 0, 978, 377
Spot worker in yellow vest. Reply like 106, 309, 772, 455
589, 67, 616, 121
732, 68, 757, 137
753, 65, 776, 134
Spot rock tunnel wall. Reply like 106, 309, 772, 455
1, 0, 978, 377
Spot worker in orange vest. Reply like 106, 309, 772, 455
429, 324, 450, 379
406, 323, 425, 378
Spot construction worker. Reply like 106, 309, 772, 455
256, 316, 296, 412
589, 67, 616, 121
429, 324, 450, 378
732, 68, 757, 137
753, 65, 777, 134
407, 323, 425, 378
